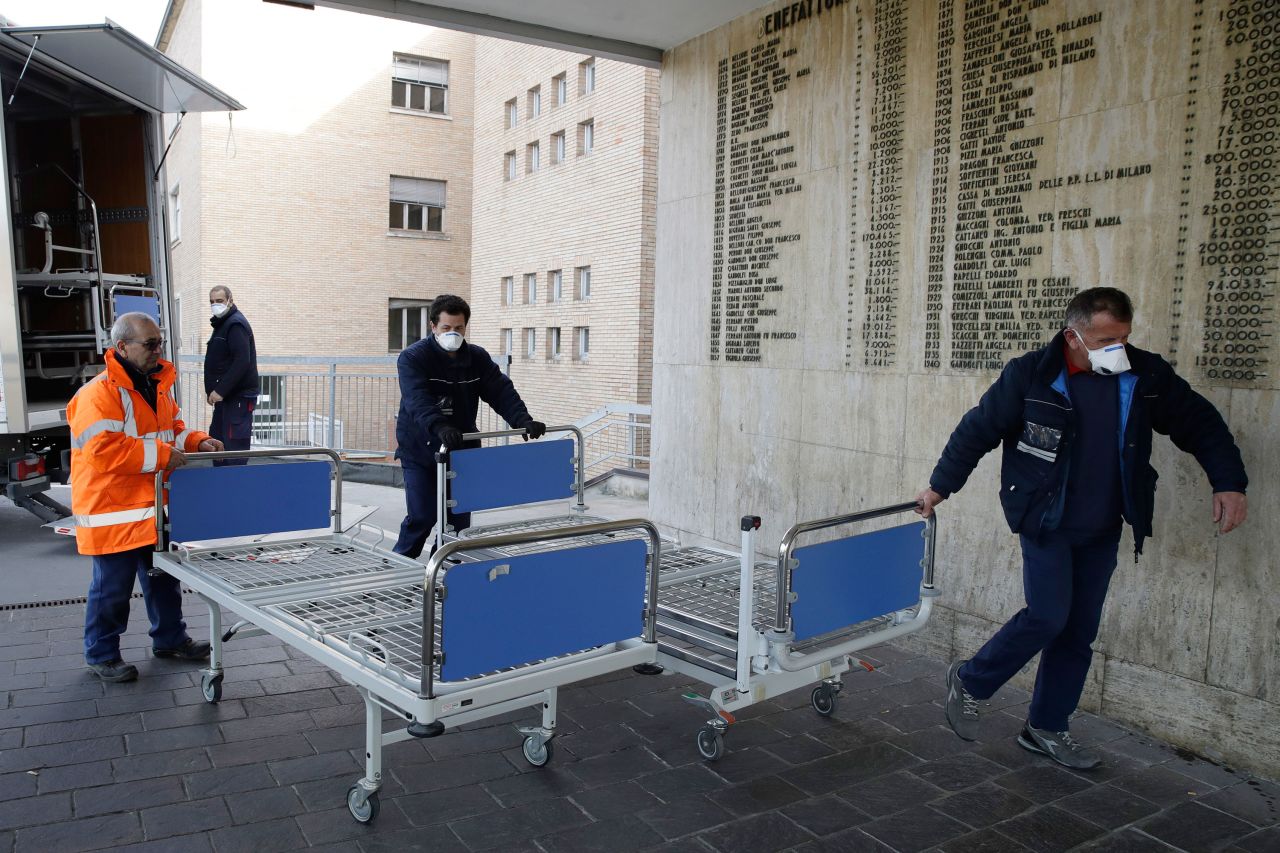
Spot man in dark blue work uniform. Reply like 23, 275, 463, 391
394, 294, 545, 558
204, 286, 258, 466
916, 288, 1248, 770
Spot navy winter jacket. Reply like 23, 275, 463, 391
203, 306, 259, 398
394, 336, 531, 465
928, 330, 1248, 555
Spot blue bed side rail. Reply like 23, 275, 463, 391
788, 520, 928, 642
448, 438, 576, 512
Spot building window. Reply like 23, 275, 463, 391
392, 54, 448, 114
575, 265, 592, 299
575, 326, 590, 361
553, 72, 567, 107
501, 276, 514, 306
551, 130, 566, 164
523, 327, 536, 360
505, 97, 518, 129
547, 327, 562, 360
578, 119, 594, 156
548, 269, 562, 303
504, 151, 518, 181
524, 273, 537, 304
526, 140, 540, 173
579, 58, 596, 95
389, 176, 445, 233
168, 184, 181, 244
389, 299, 431, 351
501, 328, 512, 355
527, 85, 541, 118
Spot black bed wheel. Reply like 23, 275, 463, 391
347, 786, 380, 823
201, 671, 224, 703
811, 684, 837, 716
696, 727, 724, 761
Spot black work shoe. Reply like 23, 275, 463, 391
944, 659, 981, 741
88, 660, 139, 682
153, 638, 211, 661
1017, 723, 1102, 770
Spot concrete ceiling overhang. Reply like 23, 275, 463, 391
309, 0, 769, 66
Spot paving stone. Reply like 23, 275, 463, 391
557, 722, 647, 759
0, 700, 98, 729
424, 725, 528, 760
1196, 779, 1280, 828
139, 797, 232, 839
1110, 765, 1219, 807
889, 725, 982, 762
909, 752, 1008, 792
293, 773, 406, 813
1102, 736, 1178, 767
1055, 784, 1161, 830
779, 794, 871, 836
0, 731, 17, 750
1138, 800, 1255, 852
993, 764, 1095, 804
780, 742, 920, 796
697, 811, 813, 852
837, 769, 947, 817
858, 805, 970, 852
138, 700, 246, 730
0, 674, 44, 693
94, 692, 175, 716
0, 774, 36, 801
936, 827, 1030, 852
207, 816, 306, 853
879, 702, 946, 734
449, 796, 590, 851
223, 786, 306, 824
637, 764, 730, 802
12, 652, 91, 675
0, 735, 126, 772
637, 796, 735, 841
91, 835, 214, 853
21, 713, 142, 747
1232, 825, 1280, 852
171, 679, 265, 706
257, 670, 340, 694
539, 813, 665, 853
392, 752, 519, 795
241, 688, 338, 717
221, 645, 291, 667
74, 777, 187, 817
0, 793, 72, 831
930, 781, 1036, 829
218, 662, 293, 684
182, 763, 275, 798
707, 774, 807, 816
995, 804, 1106, 852
809, 717, 901, 751
7, 681, 100, 706
205, 733, 315, 767
569, 779, 662, 820
112, 747, 212, 783
705, 744, 792, 784
975, 736, 1052, 771
33, 760, 114, 794
482, 765, 586, 807
762, 734, 838, 765
566, 745, 666, 788
394, 783, 501, 827
1075, 828, 1186, 851
308, 703, 366, 729
806, 826, 895, 851
267, 750, 361, 785
218, 710, 317, 742
358, 826, 468, 852
125, 723, 224, 755
12, 812, 141, 853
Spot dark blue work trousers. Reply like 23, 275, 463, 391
84, 546, 189, 664
393, 460, 471, 559
959, 527, 1121, 732
209, 397, 254, 466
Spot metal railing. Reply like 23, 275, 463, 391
573, 403, 651, 482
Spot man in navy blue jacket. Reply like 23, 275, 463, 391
916, 288, 1248, 770
204, 286, 258, 466
393, 294, 544, 558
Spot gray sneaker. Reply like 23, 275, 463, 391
88, 660, 138, 683
1017, 724, 1102, 770
944, 660, 980, 741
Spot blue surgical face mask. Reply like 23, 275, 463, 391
436, 331, 464, 352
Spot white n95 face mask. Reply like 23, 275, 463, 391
436, 331, 464, 352
1076, 334, 1131, 375
210, 303, 229, 318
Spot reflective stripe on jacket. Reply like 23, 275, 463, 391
68, 350, 210, 555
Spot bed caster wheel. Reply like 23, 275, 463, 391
522, 735, 553, 768
201, 672, 224, 704
811, 684, 837, 717
696, 727, 725, 761
347, 785, 380, 823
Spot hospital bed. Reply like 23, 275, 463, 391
150, 448, 662, 823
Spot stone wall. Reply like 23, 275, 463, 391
653, 0, 1279, 775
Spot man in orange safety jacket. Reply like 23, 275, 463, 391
69, 312, 223, 682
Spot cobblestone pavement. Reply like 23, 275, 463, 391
0, 600, 1275, 853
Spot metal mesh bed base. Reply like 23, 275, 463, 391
657, 562, 779, 633
460, 514, 676, 558
175, 537, 405, 593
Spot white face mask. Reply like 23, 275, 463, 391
435, 331, 464, 352
210, 303, 229, 318
1073, 330, 1131, 375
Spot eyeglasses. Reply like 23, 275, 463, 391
126, 338, 165, 351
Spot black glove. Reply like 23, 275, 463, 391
437, 425, 464, 451
522, 420, 546, 441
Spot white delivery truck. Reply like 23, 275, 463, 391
0, 21, 242, 525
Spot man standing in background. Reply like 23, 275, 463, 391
204, 286, 258, 465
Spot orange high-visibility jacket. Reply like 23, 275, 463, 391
68, 350, 210, 556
